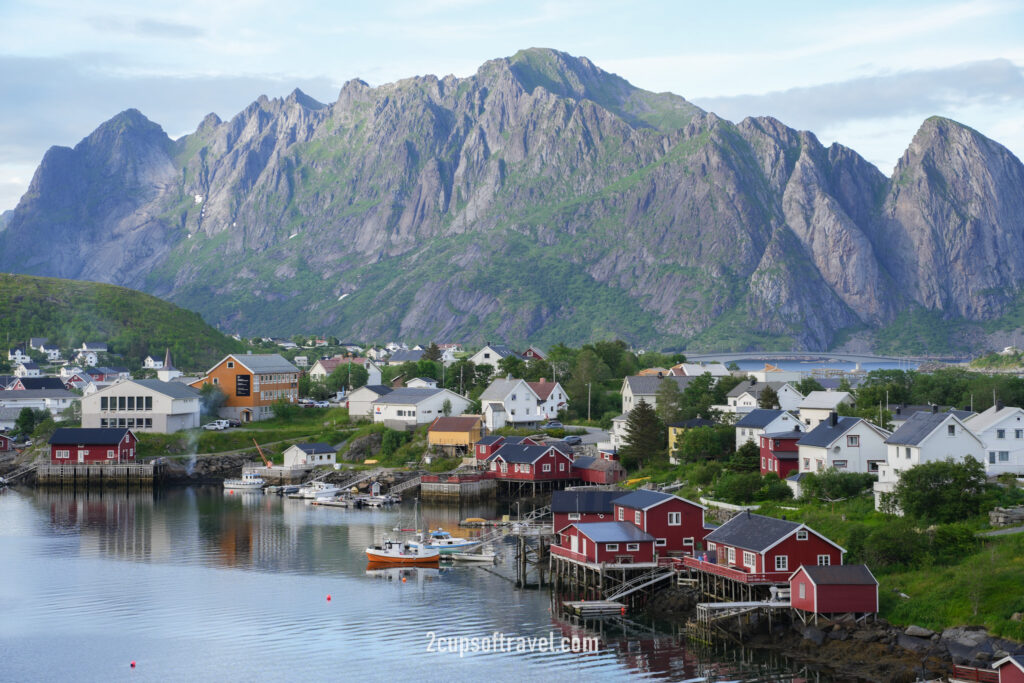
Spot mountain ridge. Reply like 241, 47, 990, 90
2, 48, 1022, 353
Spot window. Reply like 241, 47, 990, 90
905, 447, 911, 459
847, 435, 860, 447
606, 543, 619, 552
998, 429, 1006, 439
101, 397, 108, 411
1000, 451, 1010, 462
568, 513, 580, 521
212, 377, 219, 385
107, 450, 116, 459
145, 396, 152, 411
118, 396, 126, 411
656, 538, 667, 547
667, 511, 681, 526
683, 537, 694, 547
510, 393, 516, 401
227, 361, 234, 368
617, 508, 624, 521
559, 462, 564, 471
727, 548, 736, 565
990, 451, 997, 464
127, 396, 135, 411
803, 458, 810, 470
817, 554, 831, 566
761, 456, 766, 469
56, 449, 69, 459
707, 542, 715, 552
522, 465, 530, 474
100, 419, 108, 428
948, 424, 956, 436
774, 555, 788, 571
1017, 430, 1023, 439
743, 551, 756, 568
796, 530, 808, 541
542, 463, 551, 472
634, 511, 641, 525
798, 582, 806, 599
833, 460, 847, 469
626, 543, 640, 552
868, 461, 881, 472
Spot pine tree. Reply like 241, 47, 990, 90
423, 342, 442, 362
618, 399, 666, 470
758, 385, 780, 409
655, 377, 684, 425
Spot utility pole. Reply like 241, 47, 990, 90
587, 382, 592, 422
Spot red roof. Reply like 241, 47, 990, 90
528, 381, 558, 400
428, 416, 482, 432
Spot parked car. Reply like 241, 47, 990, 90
313, 400, 330, 408
541, 420, 563, 430
226, 418, 242, 428
202, 420, 229, 431
562, 435, 583, 446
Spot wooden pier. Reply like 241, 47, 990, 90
420, 474, 496, 502
36, 462, 160, 486
562, 600, 626, 617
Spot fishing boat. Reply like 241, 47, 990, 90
222, 471, 265, 491
295, 481, 341, 499
365, 539, 440, 565
410, 528, 481, 554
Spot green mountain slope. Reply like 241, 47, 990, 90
0, 274, 243, 370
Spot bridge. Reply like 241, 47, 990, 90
680, 351, 962, 365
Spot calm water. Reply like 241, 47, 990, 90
732, 358, 920, 374
0, 488, 823, 682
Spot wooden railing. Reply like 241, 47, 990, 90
950, 665, 999, 683
682, 556, 789, 584
550, 545, 588, 563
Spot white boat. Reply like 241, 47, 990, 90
410, 528, 481, 554
297, 481, 341, 499
223, 471, 265, 491
449, 551, 498, 563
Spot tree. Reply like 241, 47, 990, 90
675, 425, 734, 463
728, 441, 761, 471
422, 342, 442, 362
497, 354, 527, 379
758, 386, 779, 409
442, 398, 452, 417
726, 362, 740, 372
618, 399, 665, 470
655, 378, 685, 425
14, 407, 36, 437
298, 374, 312, 398
794, 377, 825, 395
888, 457, 988, 523
327, 362, 368, 394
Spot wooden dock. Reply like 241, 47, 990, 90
36, 462, 160, 486
562, 600, 626, 617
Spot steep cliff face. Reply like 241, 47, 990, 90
2, 49, 1022, 351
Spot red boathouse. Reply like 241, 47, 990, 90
612, 489, 709, 555
552, 522, 656, 566
48, 428, 137, 464
789, 564, 878, 618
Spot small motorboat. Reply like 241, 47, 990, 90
365, 539, 440, 566
410, 528, 481, 554
222, 471, 265, 491
448, 551, 498, 563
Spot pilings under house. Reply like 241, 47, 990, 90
35, 462, 161, 486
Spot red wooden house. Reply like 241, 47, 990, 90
48, 428, 138, 464
995, 657, 1024, 683
688, 511, 845, 583
0, 434, 11, 451
789, 564, 878, 616
552, 522, 655, 566
486, 444, 574, 480
473, 435, 540, 462
571, 456, 625, 484
551, 489, 625, 532
521, 346, 547, 361
613, 489, 709, 555
759, 430, 802, 478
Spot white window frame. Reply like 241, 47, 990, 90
634, 510, 641, 526
543, 463, 551, 472
655, 538, 667, 547
847, 434, 860, 447
667, 511, 681, 526
796, 529, 808, 541
774, 555, 788, 571
567, 513, 580, 521
798, 582, 806, 599
817, 554, 831, 566
617, 508, 624, 521
727, 547, 736, 565
683, 537, 694, 547
626, 543, 640, 552
605, 543, 619, 552
743, 551, 756, 569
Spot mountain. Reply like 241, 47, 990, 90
3, 48, 1023, 353
0, 273, 243, 370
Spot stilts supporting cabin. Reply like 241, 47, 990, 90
36, 462, 160, 486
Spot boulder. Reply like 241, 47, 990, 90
941, 626, 989, 648
827, 630, 849, 641
802, 627, 827, 646
897, 634, 933, 654
905, 625, 935, 638
852, 630, 879, 643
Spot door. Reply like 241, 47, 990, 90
77, 450, 86, 463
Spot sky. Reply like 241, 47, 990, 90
1, 0, 1023, 211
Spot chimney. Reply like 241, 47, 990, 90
750, 378, 757, 385
657, 371, 663, 378
895, 406, 902, 415
829, 411, 838, 427
539, 377, 546, 383
932, 404, 939, 413
997, 400, 1005, 411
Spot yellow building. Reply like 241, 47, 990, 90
427, 415, 484, 454
667, 417, 717, 454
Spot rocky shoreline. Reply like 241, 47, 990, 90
651, 586, 1024, 681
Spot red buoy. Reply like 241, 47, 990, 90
130, 661, 136, 668
326, 594, 331, 601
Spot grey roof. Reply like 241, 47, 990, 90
359, 385, 393, 397
796, 416, 862, 448
82, 342, 108, 351
371, 387, 442, 405
0, 389, 78, 401
668, 418, 716, 429
735, 409, 793, 429
231, 354, 298, 374
479, 377, 528, 402
623, 375, 694, 396
614, 489, 703, 511
491, 444, 559, 464
388, 349, 424, 363
482, 343, 515, 358
293, 442, 335, 454
49, 427, 131, 445
786, 472, 810, 482
705, 511, 802, 552
0, 407, 22, 421
887, 403, 936, 419
29, 337, 48, 347
799, 391, 853, 410
762, 430, 806, 440
476, 435, 504, 446
727, 379, 791, 399
798, 564, 876, 586
126, 379, 201, 399
410, 377, 437, 384
551, 489, 625, 514
885, 410, 955, 446
502, 436, 537, 445
18, 361, 40, 370
571, 521, 654, 543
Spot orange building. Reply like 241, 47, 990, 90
191, 354, 299, 422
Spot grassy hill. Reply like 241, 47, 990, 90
0, 273, 243, 371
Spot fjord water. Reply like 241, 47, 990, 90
1, 488, 818, 682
